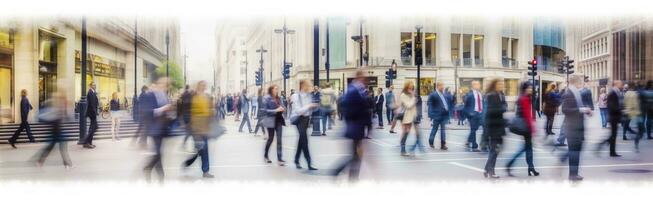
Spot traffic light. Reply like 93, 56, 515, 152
255, 70, 262, 86
385, 69, 392, 80
527, 59, 538, 76
391, 69, 397, 79
566, 59, 575, 74
584, 75, 589, 83
558, 61, 565, 73
282, 63, 290, 79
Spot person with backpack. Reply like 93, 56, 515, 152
506, 81, 539, 177
320, 82, 337, 135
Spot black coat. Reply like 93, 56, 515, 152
561, 89, 585, 141
607, 89, 622, 123
483, 91, 506, 138
20, 97, 33, 121
374, 94, 384, 112
86, 89, 99, 117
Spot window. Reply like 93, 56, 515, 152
473, 35, 484, 66
451, 34, 461, 66
400, 32, 412, 65
462, 34, 472, 67
502, 37, 518, 67
505, 79, 519, 97
424, 33, 436, 66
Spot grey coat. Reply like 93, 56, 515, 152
561, 89, 585, 141
259, 95, 285, 128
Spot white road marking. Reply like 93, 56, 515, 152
448, 162, 485, 172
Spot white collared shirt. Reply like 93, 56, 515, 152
473, 90, 483, 112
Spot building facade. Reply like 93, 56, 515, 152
214, 16, 568, 108
0, 16, 180, 123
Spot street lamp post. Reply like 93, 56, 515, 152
415, 25, 424, 123
275, 18, 295, 94
325, 18, 330, 83
78, 17, 88, 144
132, 17, 138, 122
311, 18, 321, 136
183, 48, 188, 86
256, 46, 268, 91
242, 51, 248, 90
165, 29, 170, 79
359, 18, 363, 67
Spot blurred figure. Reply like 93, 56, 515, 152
581, 82, 595, 112
251, 90, 259, 118
180, 85, 194, 148
8, 89, 34, 148
337, 92, 344, 120
364, 90, 374, 138
226, 94, 233, 114
133, 86, 150, 146
333, 70, 369, 181
239, 89, 253, 133
445, 87, 454, 124
482, 79, 506, 179
385, 85, 395, 125
110, 92, 122, 141
598, 87, 608, 128
281, 91, 288, 118
320, 82, 337, 134
427, 82, 450, 150
399, 80, 423, 155
142, 77, 174, 182
261, 85, 287, 166
82, 81, 99, 149
33, 90, 72, 168
599, 80, 624, 157
506, 81, 539, 177
253, 88, 266, 136
643, 81, 653, 140
561, 75, 592, 181
234, 94, 241, 121
290, 79, 319, 170
621, 84, 637, 140
183, 81, 215, 178
623, 83, 644, 152
544, 83, 561, 136
464, 80, 484, 152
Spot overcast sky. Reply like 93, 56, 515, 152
180, 17, 217, 87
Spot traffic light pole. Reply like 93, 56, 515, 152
311, 18, 322, 136
78, 16, 88, 144
415, 26, 423, 123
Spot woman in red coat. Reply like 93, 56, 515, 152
506, 81, 539, 177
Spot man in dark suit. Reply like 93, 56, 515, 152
82, 82, 99, 149
464, 81, 484, 152
428, 82, 450, 150
8, 89, 35, 148
599, 80, 624, 157
333, 70, 369, 181
374, 87, 385, 128
581, 84, 595, 111
561, 75, 592, 181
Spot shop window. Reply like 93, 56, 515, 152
400, 32, 412, 65
462, 34, 472, 67
474, 35, 484, 66
424, 33, 436, 66
505, 79, 519, 97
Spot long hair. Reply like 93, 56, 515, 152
402, 80, 414, 94
545, 83, 557, 94
267, 85, 280, 104
485, 79, 501, 94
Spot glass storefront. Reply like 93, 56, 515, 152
38, 32, 59, 109
75, 51, 126, 107
0, 29, 13, 123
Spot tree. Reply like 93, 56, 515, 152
154, 60, 183, 93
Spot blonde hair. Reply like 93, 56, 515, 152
111, 92, 118, 100
403, 80, 414, 94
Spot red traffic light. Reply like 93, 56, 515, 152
531, 59, 537, 65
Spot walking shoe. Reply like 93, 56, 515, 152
8, 140, 16, 149
203, 172, 215, 178
83, 144, 96, 149
440, 145, 448, 150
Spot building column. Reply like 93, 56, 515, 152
436, 17, 452, 67
485, 18, 502, 68
58, 26, 76, 119
13, 19, 38, 122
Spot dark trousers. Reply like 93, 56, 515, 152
239, 113, 252, 132
606, 120, 619, 154
545, 114, 555, 135
623, 117, 637, 138
133, 121, 148, 144
506, 134, 534, 169
647, 114, 653, 138
10, 121, 34, 143
84, 114, 98, 145
400, 123, 423, 153
429, 118, 447, 146
294, 117, 312, 165
265, 124, 283, 161
375, 110, 383, 127
321, 109, 334, 134
144, 135, 164, 180
334, 139, 362, 181
566, 138, 583, 176
184, 136, 210, 173
467, 114, 481, 149
35, 121, 71, 166
632, 117, 645, 150
484, 138, 502, 174
254, 120, 266, 134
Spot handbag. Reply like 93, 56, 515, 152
508, 101, 528, 135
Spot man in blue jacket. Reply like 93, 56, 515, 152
464, 81, 484, 152
428, 82, 450, 150
8, 89, 35, 148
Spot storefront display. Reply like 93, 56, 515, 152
75, 51, 126, 106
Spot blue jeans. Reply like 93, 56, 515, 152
321, 108, 334, 134
386, 106, 394, 123
600, 108, 608, 127
184, 136, 209, 173
429, 118, 447, 146
556, 121, 567, 144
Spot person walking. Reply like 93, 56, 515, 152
34, 90, 72, 168
385, 85, 395, 126
543, 83, 561, 136
374, 87, 385, 129
82, 82, 99, 149
399, 80, 423, 156
183, 81, 215, 178
290, 80, 319, 170
132, 86, 150, 146
599, 80, 624, 157
333, 70, 369, 181
234, 94, 241, 121
320, 83, 337, 135
561, 75, 591, 181
238, 89, 253, 133
464, 81, 484, 152
642, 81, 653, 140
482, 79, 507, 179
253, 88, 266, 136
143, 77, 173, 182
506, 82, 539, 177
180, 85, 194, 148
110, 92, 122, 141
623, 83, 644, 152
261, 85, 287, 166
427, 82, 450, 150
8, 89, 35, 148
598, 87, 608, 128
251, 92, 258, 119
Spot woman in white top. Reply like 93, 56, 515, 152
289, 79, 319, 170
398, 80, 423, 156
